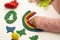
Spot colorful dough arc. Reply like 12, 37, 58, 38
22, 10, 43, 32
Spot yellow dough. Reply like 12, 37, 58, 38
12, 32, 19, 40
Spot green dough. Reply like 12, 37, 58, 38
16, 29, 26, 36
4, 10, 17, 24
30, 35, 38, 40
39, 0, 51, 7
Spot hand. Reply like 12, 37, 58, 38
30, 16, 60, 33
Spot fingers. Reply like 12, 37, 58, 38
28, 0, 41, 3
28, 0, 33, 3
30, 16, 39, 27
36, 0, 41, 4
28, 0, 36, 3
30, 16, 51, 31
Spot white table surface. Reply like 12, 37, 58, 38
0, 0, 60, 40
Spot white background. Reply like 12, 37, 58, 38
0, 0, 60, 40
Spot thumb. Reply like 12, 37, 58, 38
30, 16, 40, 28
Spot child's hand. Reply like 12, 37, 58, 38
30, 16, 60, 33
28, 0, 41, 4
29, 0, 60, 14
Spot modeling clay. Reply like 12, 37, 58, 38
12, 32, 19, 40
6, 26, 15, 33
38, 0, 51, 7
22, 10, 43, 32
30, 35, 38, 40
4, 0, 19, 9
16, 29, 26, 36
4, 10, 17, 24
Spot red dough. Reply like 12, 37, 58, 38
4, 0, 19, 9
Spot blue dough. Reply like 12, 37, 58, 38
6, 26, 15, 33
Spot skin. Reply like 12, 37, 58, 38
28, 0, 41, 4
52, 0, 60, 14
30, 0, 60, 33
30, 16, 60, 33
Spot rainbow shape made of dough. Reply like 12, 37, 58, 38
22, 10, 43, 32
